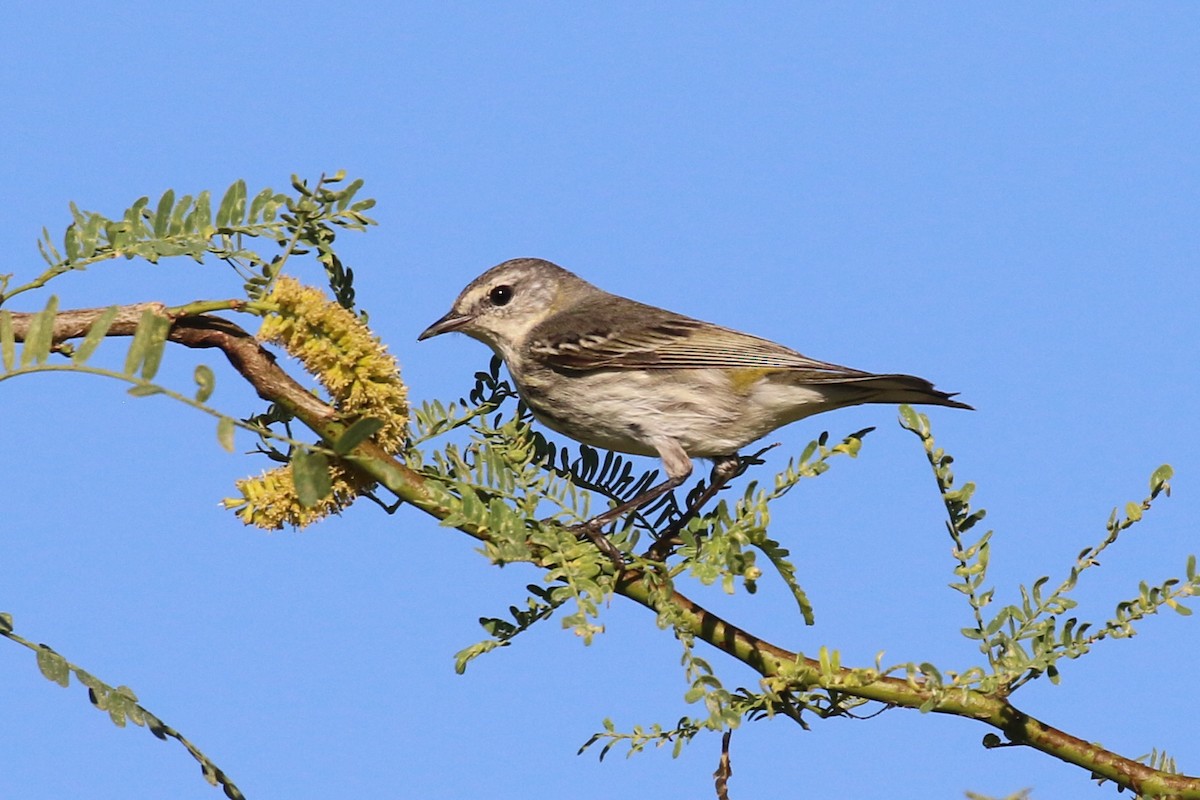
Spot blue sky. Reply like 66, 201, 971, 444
2, 4, 1198, 798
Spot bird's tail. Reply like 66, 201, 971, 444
820, 373, 973, 411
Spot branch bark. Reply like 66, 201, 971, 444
8, 303, 1199, 799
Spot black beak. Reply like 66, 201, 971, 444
417, 311, 472, 341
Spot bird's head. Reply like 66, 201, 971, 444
418, 257, 590, 361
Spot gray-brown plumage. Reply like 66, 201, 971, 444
421, 258, 969, 483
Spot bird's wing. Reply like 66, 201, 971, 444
528, 297, 869, 379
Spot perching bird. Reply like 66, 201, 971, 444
419, 258, 970, 546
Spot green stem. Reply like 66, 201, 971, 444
612, 573, 1200, 797
0, 622, 244, 799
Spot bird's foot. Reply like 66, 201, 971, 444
643, 454, 742, 562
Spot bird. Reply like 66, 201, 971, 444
419, 257, 970, 555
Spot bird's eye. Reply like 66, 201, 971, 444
489, 285, 514, 306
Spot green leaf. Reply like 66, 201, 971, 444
72, 306, 119, 364
122, 309, 170, 378
337, 178, 364, 210
248, 187, 273, 223
64, 224, 81, 262
36, 228, 58, 266
127, 384, 164, 397
332, 417, 384, 455
168, 193, 192, 235
216, 179, 247, 227
292, 450, 333, 507
68, 200, 88, 229
138, 312, 171, 380
194, 364, 215, 403
1125, 501, 1143, 523
123, 311, 151, 375
897, 404, 923, 433
0, 611, 12, 633
21, 295, 59, 366
456, 639, 504, 674
216, 417, 236, 453
153, 189, 175, 237
74, 669, 102, 692
191, 190, 213, 236
79, 210, 102, 258
752, 534, 814, 625
0, 311, 14, 371
35, 646, 70, 687
1150, 464, 1174, 497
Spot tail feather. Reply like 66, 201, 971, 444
820, 373, 973, 411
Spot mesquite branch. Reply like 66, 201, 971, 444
8, 303, 1199, 799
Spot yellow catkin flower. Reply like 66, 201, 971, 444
258, 276, 408, 449
222, 463, 374, 530
227, 277, 409, 529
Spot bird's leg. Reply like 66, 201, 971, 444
643, 454, 741, 562
570, 437, 693, 569
572, 473, 687, 568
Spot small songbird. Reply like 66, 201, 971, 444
419, 258, 970, 537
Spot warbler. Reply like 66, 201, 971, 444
418, 258, 971, 499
